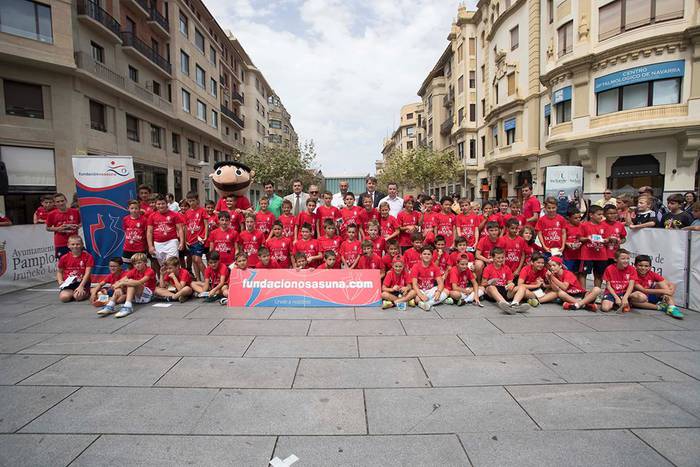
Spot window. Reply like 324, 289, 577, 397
181, 89, 190, 113
506, 128, 515, 145
203, 145, 209, 162
406, 141, 413, 150
481, 136, 486, 157
622, 83, 649, 110
458, 44, 464, 62
196, 100, 206, 121
547, 0, 554, 23
558, 21, 573, 57
125, 16, 135, 33
596, 78, 681, 114
458, 141, 465, 159
211, 110, 218, 128
406, 112, 413, 119
458, 107, 464, 123
210, 78, 217, 97
180, 50, 189, 75
152, 81, 160, 96
555, 101, 571, 123
481, 98, 485, 117
0, 0, 53, 43
187, 139, 196, 158
172, 133, 180, 153
406, 126, 415, 136
653, 78, 681, 105
469, 139, 476, 159
510, 26, 519, 50
469, 71, 476, 88
494, 83, 499, 104
492, 126, 498, 147
3, 80, 43, 118
269, 119, 282, 129
468, 37, 475, 55
507, 73, 516, 95
89, 100, 106, 132
599, 0, 683, 41
597, 88, 619, 115
126, 114, 139, 141
209, 46, 216, 65
128, 65, 139, 83
195, 65, 205, 88
469, 104, 476, 122
179, 12, 188, 37
150, 124, 162, 148
481, 65, 485, 82
90, 41, 104, 63
194, 29, 205, 53
457, 75, 464, 94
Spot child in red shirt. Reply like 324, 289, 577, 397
100, 252, 155, 317
497, 219, 527, 277
564, 208, 584, 284
411, 245, 447, 311
382, 239, 402, 272
122, 200, 148, 266
446, 254, 482, 306
316, 192, 340, 230
432, 235, 450, 277
318, 219, 342, 257
482, 247, 528, 313
278, 199, 296, 239
579, 205, 608, 288
56, 235, 93, 303
266, 221, 292, 269
184, 192, 209, 281
191, 251, 229, 301
456, 199, 480, 250
536, 197, 567, 258
448, 237, 476, 267
256, 247, 272, 269
378, 202, 400, 243
513, 252, 549, 307
204, 200, 219, 233
402, 233, 424, 274
147, 194, 185, 265
207, 211, 238, 267
292, 223, 322, 267
356, 240, 384, 275
339, 192, 364, 239
420, 198, 437, 245
360, 196, 380, 237
381, 258, 416, 309
317, 250, 339, 269
46, 193, 81, 259
339, 224, 362, 269
296, 198, 318, 239
33, 194, 55, 224
155, 257, 193, 302
435, 196, 457, 248
90, 257, 126, 307
543, 256, 601, 311
601, 249, 639, 312
366, 221, 386, 257
603, 204, 627, 262
397, 197, 421, 251
238, 213, 264, 267
632, 255, 682, 318
475, 221, 501, 280
255, 196, 276, 238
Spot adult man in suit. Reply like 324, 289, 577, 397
283, 179, 310, 216
357, 176, 386, 209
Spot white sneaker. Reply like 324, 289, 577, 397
417, 301, 432, 311
443, 297, 454, 305
97, 304, 116, 316
498, 301, 515, 314
114, 305, 133, 318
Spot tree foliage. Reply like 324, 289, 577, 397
239, 140, 320, 192
378, 146, 461, 192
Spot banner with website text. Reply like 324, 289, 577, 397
72, 156, 136, 279
228, 268, 382, 307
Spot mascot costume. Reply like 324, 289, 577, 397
210, 159, 255, 212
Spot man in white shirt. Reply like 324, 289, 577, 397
283, 179, 309, 216
378, 183, 404, 217
166, 193, 180, 212
332, 180, 351, 209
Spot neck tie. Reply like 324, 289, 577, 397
294, 194, 300, 215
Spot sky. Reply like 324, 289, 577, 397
205, 0, 477, 176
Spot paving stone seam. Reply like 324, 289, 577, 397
502, 385, 543, 430
454, 432, 477, 467
649, 332, 699, 351
65, 433, 101, 467
151, 356, 184, 386
1, 333, 58, 354
362, 389, 369, 435
289, 358, 303, 389
642, 352, 700, 382
125, 334, 158, 356
628, 428, 681, 467
415, 358, 434, 388
268, 435, 281, 466
304, 320, 312, 336
552, 332, 592, 353
239, 336, 257, 357
11, 354, 69, 385
205, 318, 226, 336
12, 386, 82, 434
455, 335, 477, 356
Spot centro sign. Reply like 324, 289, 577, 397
594, 60, 685, 93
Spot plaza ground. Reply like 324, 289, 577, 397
0, 289, 699, 466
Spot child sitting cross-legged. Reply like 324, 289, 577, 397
446, 254, 482, 306
482, 247, 529, 314
98, 253, 155, 318
56, 235, 93, 303
381, 258, 416, 309
90, 257, 126, 307
191, 251, 229, 303
155, 257, 193, 303
631, 255, 683, 319
542, 256, 601, 311
411, 245, 448, 311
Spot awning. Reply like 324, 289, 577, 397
552, 86, 572, 104
594, 60, 685, 93
492, 125, 498, 136
610, 155, 660, 178
544, 104, 551, 117
504, 118, 516, 131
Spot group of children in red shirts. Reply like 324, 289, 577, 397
42, 184, 683, 319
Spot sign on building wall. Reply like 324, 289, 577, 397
228, 268, 382, 307
594, 60, 685, 93
72, 156, 137, 279
544, 166, 584, 203
0, 225, 58, 294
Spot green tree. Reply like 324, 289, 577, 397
239, 140, 320, 192
378, 146, 461, 192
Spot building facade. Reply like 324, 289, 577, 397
0, 0, 292, 224
268, 93, 298, 149
381, 102, 424, 157
382, 0, 699, 201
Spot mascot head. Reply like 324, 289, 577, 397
209, 160, 255, 197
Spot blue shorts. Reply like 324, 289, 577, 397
583, 260, 607, 276
647, 294, 660, 304
602, 293, 620, 306
564, 259, 582, 273
188, 242, 205, 257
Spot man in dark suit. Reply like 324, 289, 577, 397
357, 176, 386, 208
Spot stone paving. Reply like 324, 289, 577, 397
0, 288, 699, 466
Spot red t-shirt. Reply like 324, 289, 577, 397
357, 253, 383, 270
580, 221, 608, 261
383, 269, 410, 288
523, 196, 541, 226
58, 251, 94, 280
603, 264, 637, 294
382, 253, 401, 271
317, 261, 340, 270
126, 266, 156, 291
296, 211, 318, 238
477, 236, 500, 259
368, 236, 386, 257
316, 205, 340, 227
266, 236, 292, 269
456, 213, 480, 247
292, 238, 320, 266
228, 211, 245, 232
434, 211, 457, 247
215, 196, 251, 212
447, 266, 475, 291
339, 206, 364, 237
148, 210, 184, 243
164, 268, 192, 287
496, 235, 527, 272
103, 270, 126, 287
518, 264, 547, 285
397, 210, 421, 247
205, 262, 229, 287
482, 263, 514, 286
402, 248, 422, 273
603, 220, 627, 259
139, 200, 151, 212
564, 223, 582, 260
421, 211, 437, 244
360, 208, 380, 235
432, 249, 450, 274
339, 239, 362, 266
278, 213, 296, 239
184, 207, 208, 245
503, 213, 526, 230
254, 210, 276, 236
536, 215, 567, 249
448, 250, 475, 267
238, 229, 264, 267
208, 228, 238, 266
411, 262, 442, 290
636, 270, 665, 290
34, 206, 53, 222
379, 215, 400, 239
558, 269, 585, 295
122, 215, 147, 253
318, 235, 341, 255
47, 208, 81, 247
206, 213, 219, 233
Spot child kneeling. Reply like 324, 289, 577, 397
57, 235, 93, 303
541, 256, 601, 311
155, 257, 193, 302
98, 253, 155, 318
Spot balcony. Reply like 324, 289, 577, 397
221, 104, 244, 129
232, 90, 244, 104
120, 31, 171, 76
75, 52, 173, 113
147, 5, 170, 37
440, 116, 453, 135
122, 0, 149, 17
77, 0, 122, 43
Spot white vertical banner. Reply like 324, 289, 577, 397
624, 229, 689, 308
544, 166, 584, 201
688, 232, 700, 312
0, 225, 58, 294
